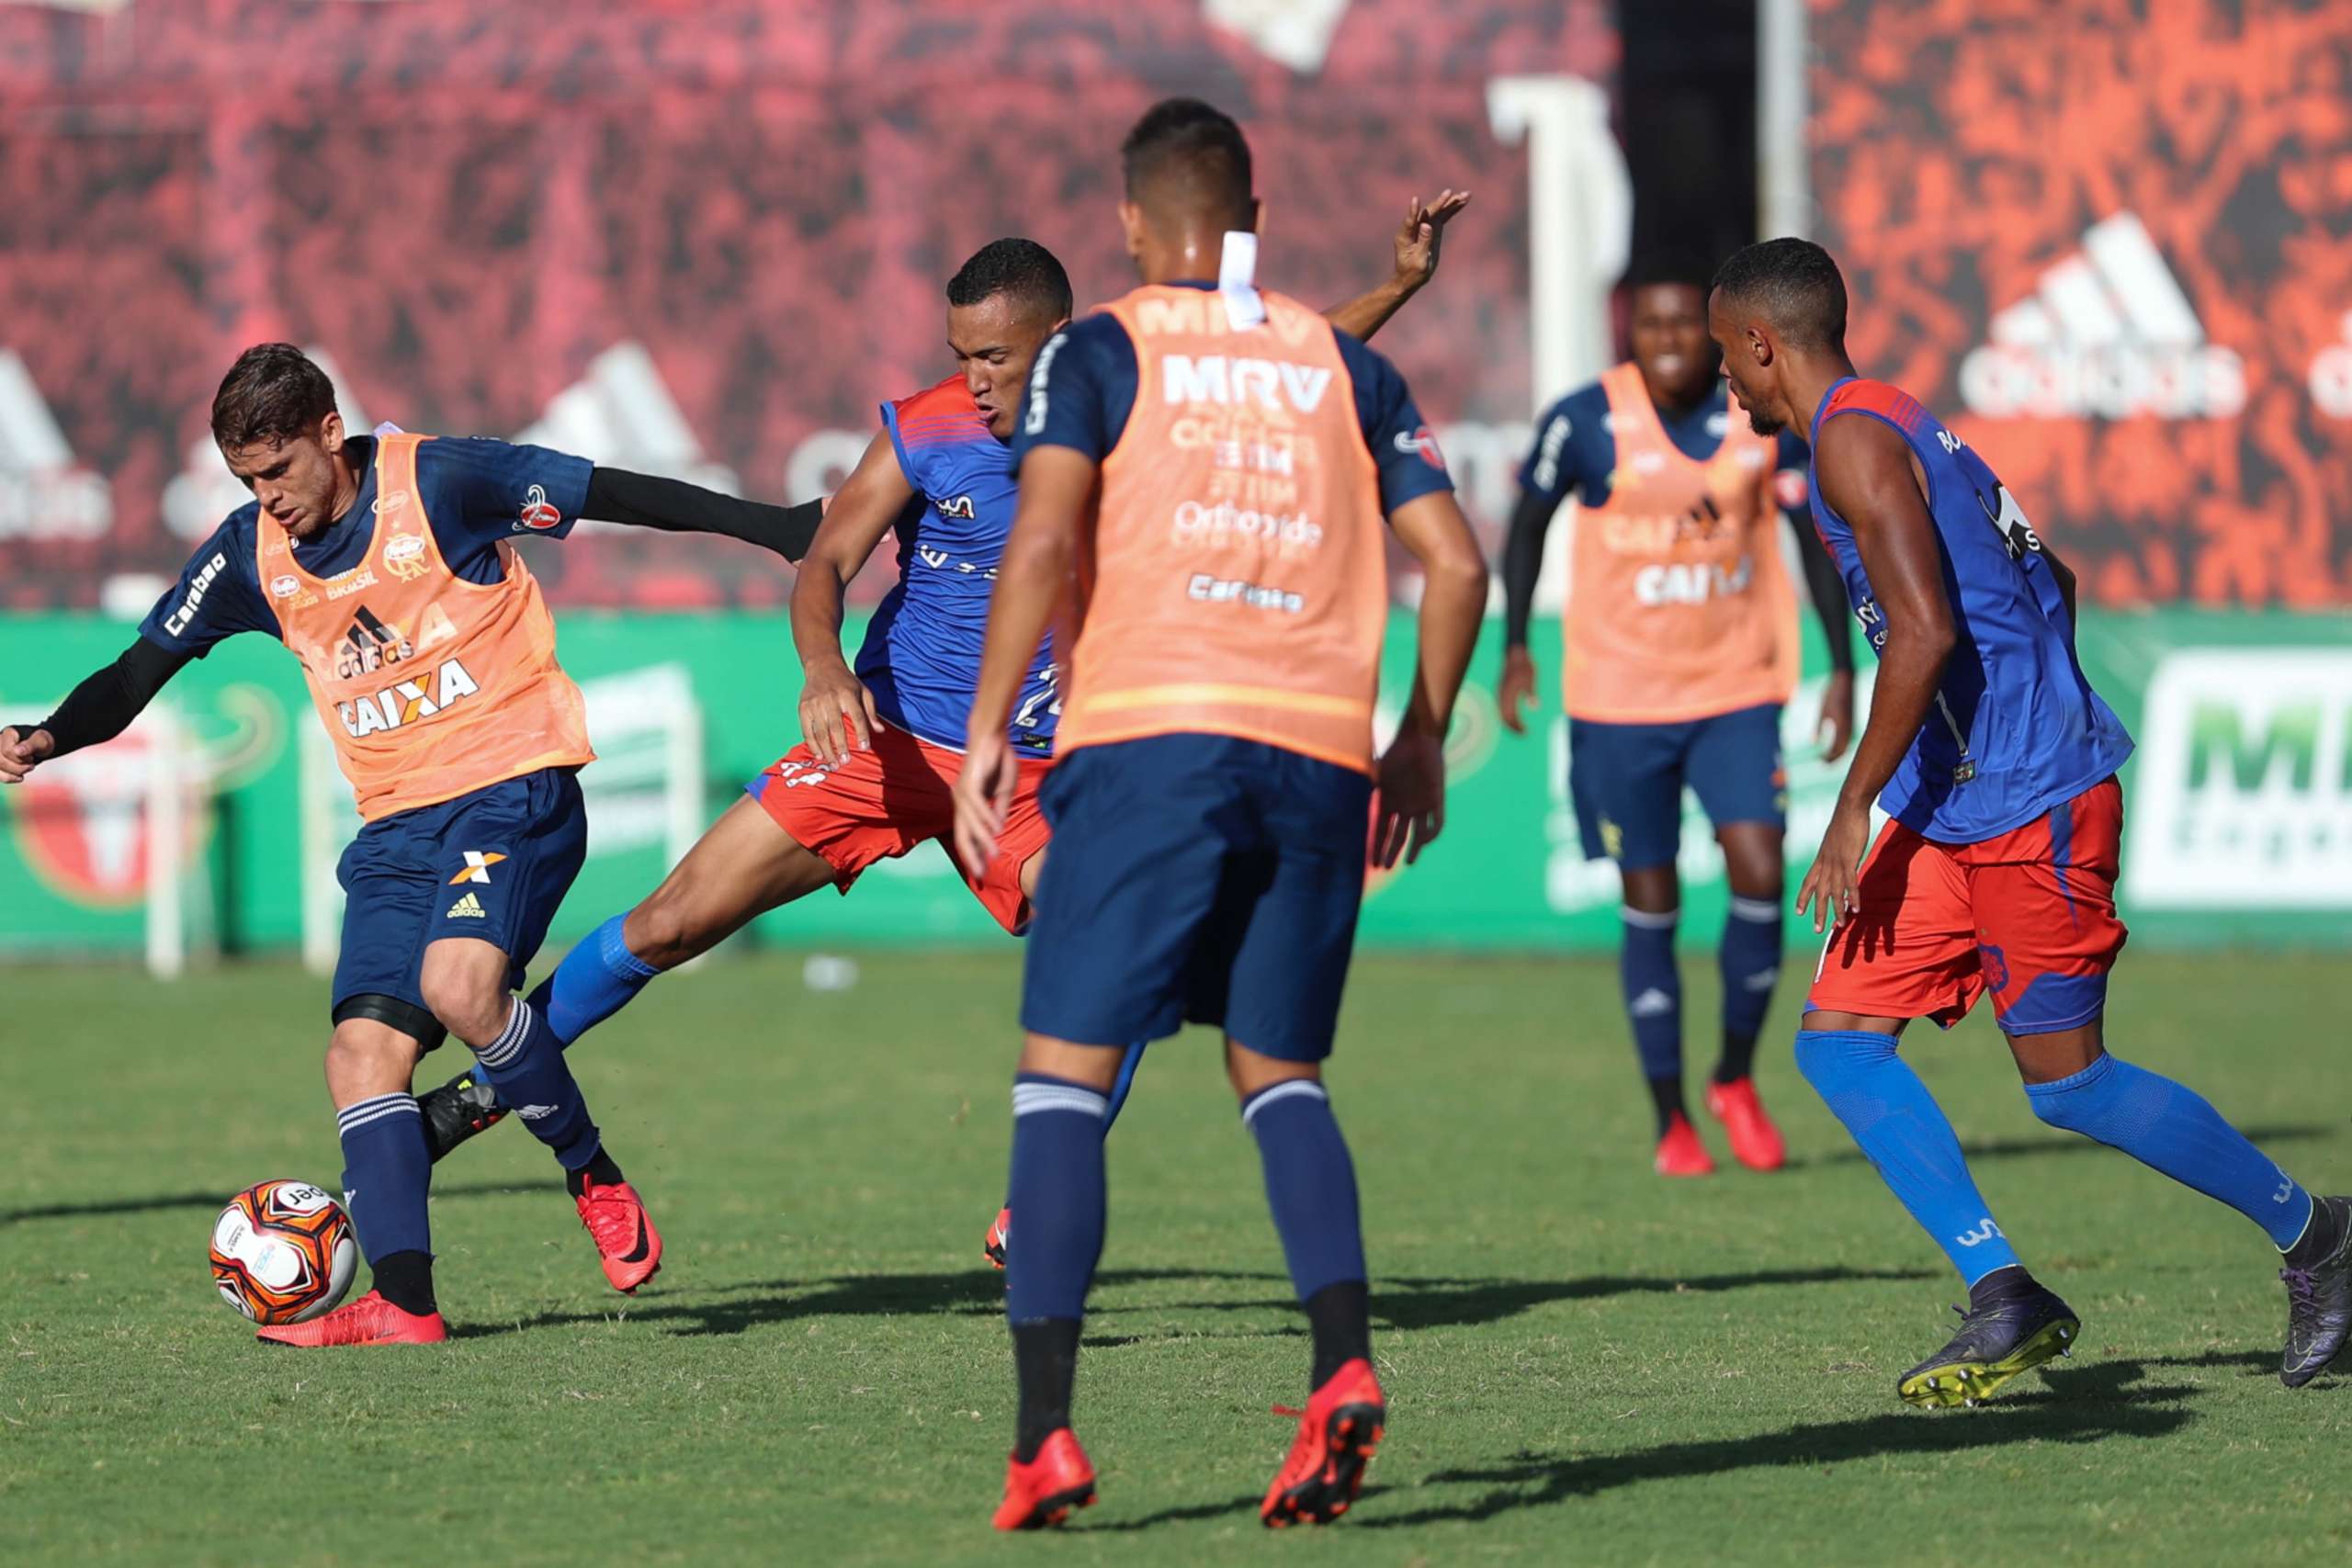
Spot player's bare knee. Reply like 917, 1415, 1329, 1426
1619, 864, 1679, 914
624, 892, 708, 970
323, 1020, 420, 1104
416, 968, 507, 1048
1225, 1039, 1319, 1100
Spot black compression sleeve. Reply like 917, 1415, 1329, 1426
1791, 511, 1856, 671
582, 467, 824, 563
36, 637, 187, 759
1500, 489, 1559, 652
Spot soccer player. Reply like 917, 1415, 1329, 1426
951, 98, 1487, 1529
1498, 254, 1856, 1178
0, 345, 820, 1346
413, 206, 1471, 1269
1706, 238, 2351, 1404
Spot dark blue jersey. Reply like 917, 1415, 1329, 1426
1520, 381, 1808, 512
139, 434, 592, 658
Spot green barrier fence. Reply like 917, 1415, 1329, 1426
2, 609, 2346, 957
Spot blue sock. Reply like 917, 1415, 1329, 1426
1005, 1074, 1108, 1323
472, 998, 603, 1171
2026, 1053, 2314, 1249
1621, 905, 1682, 1085
335, 1093, 432, 1262
1719, 894, 1783, 1048
533, 914, 662, 1047
1795, 1028, 2022, 1283
1102, 1042, 1147, 1133
1242, 1080, 1367, 1303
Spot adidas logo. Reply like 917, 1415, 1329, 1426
1628, 987, 1676, 1019
0, 348, 113, 543
1960, 212, 2245, 421
446, 892, 487, 919
513, 342, 740, 518
515, 1104, 558, 1121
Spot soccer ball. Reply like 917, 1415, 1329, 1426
209, 1179, 356, 1325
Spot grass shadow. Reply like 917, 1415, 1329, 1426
1794, 1122, 2336, 1172
1356, 1358, 2200, 1528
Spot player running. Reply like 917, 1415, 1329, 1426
409, 204, 1470, 1259
1498, 253, 1855, 1178
0, 345, 819, 1346
1707, 238, 2351, 1405
952, 98, 1487, 1530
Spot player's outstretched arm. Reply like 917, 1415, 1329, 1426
1378, 490, 1489, 866
790, 429, 920, 765
1323, 190, 1472, 344
582, 467, 825, 564
1799, 414, 1958, 930
0, 637, 189, 782
952, 445, 1095, 874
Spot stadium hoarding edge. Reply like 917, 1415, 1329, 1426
2, 610, 2346, 960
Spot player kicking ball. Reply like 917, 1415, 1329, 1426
1498, 253, 1857, 1177
1707, 239, 2351, 1404
408, 204, 1471, 1287
0, 346, 819, 1345
953, 98, 1487, 1529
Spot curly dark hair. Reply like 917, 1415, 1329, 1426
1710, 238, 1849, 351
945, 238, 1074, 321
210, 343, 337, 449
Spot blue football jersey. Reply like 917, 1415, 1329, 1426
856, 377, 1058, 753
1808, 377, 2132, 841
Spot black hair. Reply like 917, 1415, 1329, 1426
1118, 97, 1254, 231
944, 238, 1074, 322
1623, 249, 1716, 297
1709, 238, 1849, 351
210, 343, 337, 450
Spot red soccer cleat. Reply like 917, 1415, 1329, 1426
1261, 1357, 1386, 1528
254, 1289, 447, 1348
983, 1207, 1012, 1270
1705, 1077, 1787, 1172
992, 1427, 1096, 1530
575, 1176, 662, 1293
1654, 1111, 1716, 1178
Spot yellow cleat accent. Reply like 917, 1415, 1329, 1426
1897, 1316, 2079, 1409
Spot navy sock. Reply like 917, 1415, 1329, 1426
1717, 894, 1782, 1080
336, 1093, 433, 1285
1004, 1073, 1108, 1324
1102, 1042, 1147, 1134
535, 914, 662, 1047
472, 998, 603, 1171
1621, 904, 1682, 1082
2026, 1053, 2315, 1249
1795, 1028, 2023, 1283
1242, 1079, 1367, 1306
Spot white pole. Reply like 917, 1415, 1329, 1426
144, 708, 184, 980
1758, 0, 1810, 240
1487, 74, 1634, 415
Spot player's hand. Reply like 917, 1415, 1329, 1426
797, 660, 879, 767
1497, 647, 1538, 737
1815, 670, 1856, 761
1796, 801, 1872, 934
1373, 726, 1446, 868
1391, 189, 1471, 294
952, 726, 1018, 875
0, 726, 54, 784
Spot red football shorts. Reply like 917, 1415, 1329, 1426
1805, 775, 2128, 1035
748, 722, 1052, 934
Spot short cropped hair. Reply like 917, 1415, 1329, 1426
945, 238, 1075, 322
1623, 249, 1715, 297
1710, 238, 1849, 351
211, 344, 337, 450
1119, 97, 1254, 231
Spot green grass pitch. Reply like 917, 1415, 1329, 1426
5, 949, 2348, 1564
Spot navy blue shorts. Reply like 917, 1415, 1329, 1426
331, 767, 588, 1043
1022, 735, 1373, 1062
1568, 703, 1785, 868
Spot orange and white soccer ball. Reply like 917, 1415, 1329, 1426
209, 1180, 356, 1325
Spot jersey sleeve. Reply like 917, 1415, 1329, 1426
135, 513, 279, 658
1517, 384, 1611, 511
414, 436, 594, 561
1009, 313, 1136, 468
1333, 330, 1453, 513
